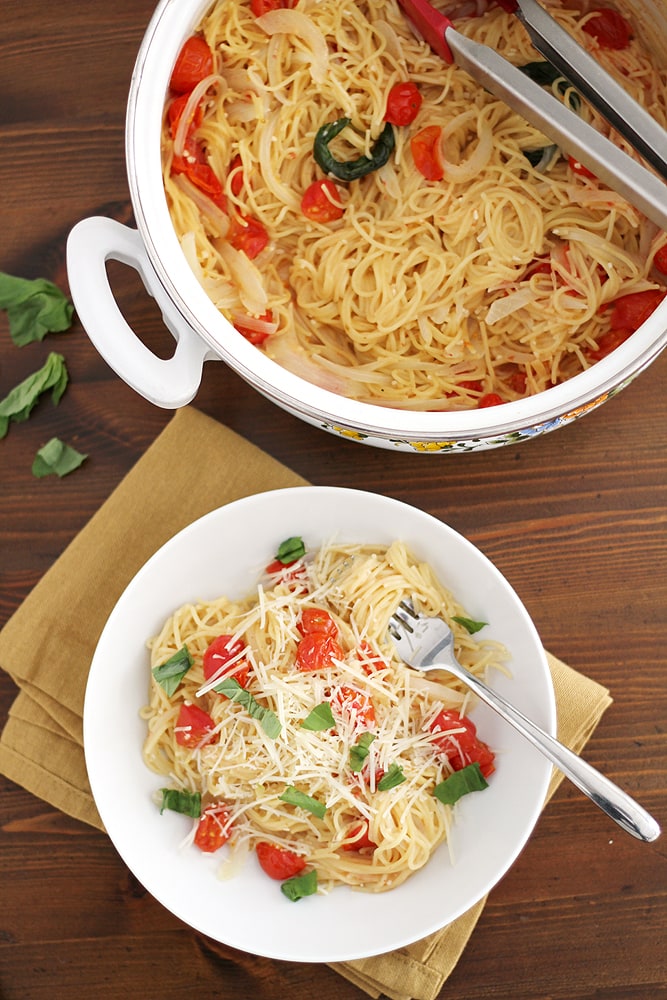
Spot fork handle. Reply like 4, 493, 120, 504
443, 663, 661, 842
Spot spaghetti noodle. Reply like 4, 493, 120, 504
162, 0, 667, 409
142, 540, 509, 894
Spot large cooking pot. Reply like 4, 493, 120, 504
66, 0, 667, 453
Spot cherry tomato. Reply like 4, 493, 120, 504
354, 640, 385, 674
297, 608, 337, 636
234, 310, 273, 345
228, 154, 245, 197
251, 0, 293, 15
194, 805, 232, 853
171, 153, 226, 209
256, 841, 306, 879
203, 634, 250, 689
342, 821, 377, 852
167, 93, 203, 140
411, 126, 444, 181
478, 392, 504, 408
175, 702, 218, 748
331, 685, 376, 728
170, 36, 214, 94
301, 179, 344, 222
384, 81, 422, 126
654, 246, 667, 275
582, 8, 632, 49
428, 709, 495, 778
296, 633, 344, 671
509, 369, 527, 394
586, 327, 633, 362
227, 213, 269, 259
567, 155, 596, 179
608, 288, 666, 331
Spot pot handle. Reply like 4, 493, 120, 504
66, 216, 213, 408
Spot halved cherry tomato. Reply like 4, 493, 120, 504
167, 93, 204, 141
354, 640, 385, 674
608, 288, 666, 331
296, 633, 344, 671
171, 152, 227, 209
301, 179, 344, 223
256, 841, 306, 879
331, 685, 376, 728
586, 327, 633, 361
234, 310, 273, 345
342, 820, 377, 852
228, 154, 245, 197
194, 805, 232, 852
203, 634, 250, 689
582, 8, 632, 49
478, 393, 504, 408
227, 213, 269, 259
251, 0, 293, 15
384, 81, 422, 126
175, 702, 218, 748
568, 155, 596, 179
170, 36, 214, 94
297, 608, 337, 636
509, 369, 527, 394
654, 246, 667, 275
428, 709, 495, 777
411, 126, 444, 181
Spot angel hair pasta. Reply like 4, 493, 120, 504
162, 0, 667, 411
142, 539, 509, 896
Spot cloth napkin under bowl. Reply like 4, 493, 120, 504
0, 406, 612, 1000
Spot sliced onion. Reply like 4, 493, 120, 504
485, 287, 537, 325
439, 112, 494, 183
255, 9, 329, 83
231, 312, 279, 337
216, 240, 268, 315
267, 328, 347, 394
172, 73, 224, 158
258, 110, 301, 210
172, 173, 230, 238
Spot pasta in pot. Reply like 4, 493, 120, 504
161, 0, 667, 409
142, 540, 509, 894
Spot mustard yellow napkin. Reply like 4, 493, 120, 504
0, 406, 612, 1000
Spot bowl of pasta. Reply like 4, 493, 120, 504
83, 486, 556, 961
67, 0, 667, 452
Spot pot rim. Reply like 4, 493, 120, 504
125, 0, 667, 441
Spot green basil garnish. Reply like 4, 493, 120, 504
433, 762, 488, 805
279, 785, 326, 819
349, 732, 376, 773
281, 869, 318, 901
215, 677, 282, 738
452, 615, 488, 635
301, 702, 336, 731
32, 437, 87, 478
0, 271, 74, 347
152, 645, 194, 697
0, 352, 68, 439
313, 117, 395, 182
377, 762, 406, 791
159, 788, 201, 817
275, 536, 306, 564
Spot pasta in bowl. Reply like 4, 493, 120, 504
84, 487, 555, 961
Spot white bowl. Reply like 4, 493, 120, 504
83, 486, 555, 961
65, 0, 667, 453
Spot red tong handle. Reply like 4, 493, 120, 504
396, 0, 456, 63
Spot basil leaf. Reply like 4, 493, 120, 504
433, 762, 488, 805
281, 869, 318, 902
377, 762, 406, 791
275, 536, 305, 564
31, 437, 87, 478
279, 785, 326, 819
452, 615, 488, 635
518, 60, 564, 87
152, 645, 194, 697
349, 731, 376, 773
313, 117, 395, 182
0, 272, 74, 346
301, 702, 335, 731
215, 677, 282, 738
0, 352, 68, 439
159, 788, 201, 817
523, 144, 559, 172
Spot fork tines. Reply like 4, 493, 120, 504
388, 598, 418, 639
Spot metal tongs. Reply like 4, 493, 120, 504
397, 0, 667, 231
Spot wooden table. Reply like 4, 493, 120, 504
1, 2, 665, 997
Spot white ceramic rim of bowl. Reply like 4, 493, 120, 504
83, 486, 556, 962
123, 0, 667, 442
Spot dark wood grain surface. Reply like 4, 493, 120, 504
1, 2, 666, 998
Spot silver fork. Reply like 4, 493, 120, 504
388, 601, 660, 843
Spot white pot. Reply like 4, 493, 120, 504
66, 0, 667, 453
